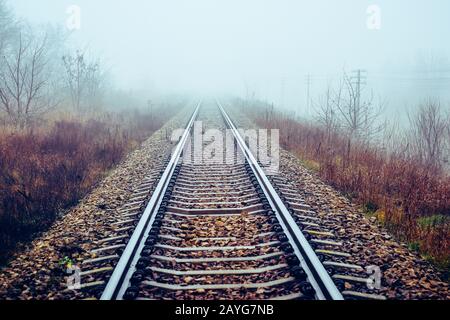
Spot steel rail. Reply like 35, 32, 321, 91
101, 99, 343, 300
100, 101, 201, 300
216, 100, 344, 300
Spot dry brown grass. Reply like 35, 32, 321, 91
0, 107, 174, 263
242, 103, 449, 272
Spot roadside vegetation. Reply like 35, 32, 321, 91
238, 78, 450, 275
0, 1, 179, 263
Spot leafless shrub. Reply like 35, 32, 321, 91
313, 83, 339, 143
62, 50, 106, 114
0, 31, 56, 129
0, 105, 176, 263
335, 72, 385, 142
408, 99, 448, 170
0, 0, 18, 55
241, 97, 449, 268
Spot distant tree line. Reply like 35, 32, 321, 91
0, 0, 112, 129
311, 70, 450, 172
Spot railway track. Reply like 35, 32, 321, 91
78, 100, 385, 300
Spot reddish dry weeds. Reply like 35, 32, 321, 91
0, 109, 173, 263
243, 104, 449, 271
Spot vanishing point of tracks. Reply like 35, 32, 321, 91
78, 101, 385, 300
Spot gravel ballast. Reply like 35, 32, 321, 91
0, 105, 192, 300
0, 102, 448, 300
228, 104, 449, 300
279, 150, 449, 300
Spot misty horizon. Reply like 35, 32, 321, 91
0, 0, 449, 303
7, 0, 450, 122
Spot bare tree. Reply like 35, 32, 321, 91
0, 0, 17, 55
335, 71, 385, 141
0, 32, 54, 129
313, 82, 340, 143
314, 73, 385, 145
62, 50, 104, 114
409, 99, 448, 169
443, 112, 450, 170
447, 110, 450, 158
312, 72, 386, 166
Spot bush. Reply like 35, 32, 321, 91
0, 107, 173, 263
241, 101, 450, 270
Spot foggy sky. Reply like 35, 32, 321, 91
8, 0, 450, 119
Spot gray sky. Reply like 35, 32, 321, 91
8, 0, 450, 119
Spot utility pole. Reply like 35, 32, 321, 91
280, 77, 286, 108
349, 70, 368, 137
305, 74, 311, 116
147, 99, 153, 122
351, 69, 367, 110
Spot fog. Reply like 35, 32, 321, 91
9, 0, 450, 121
